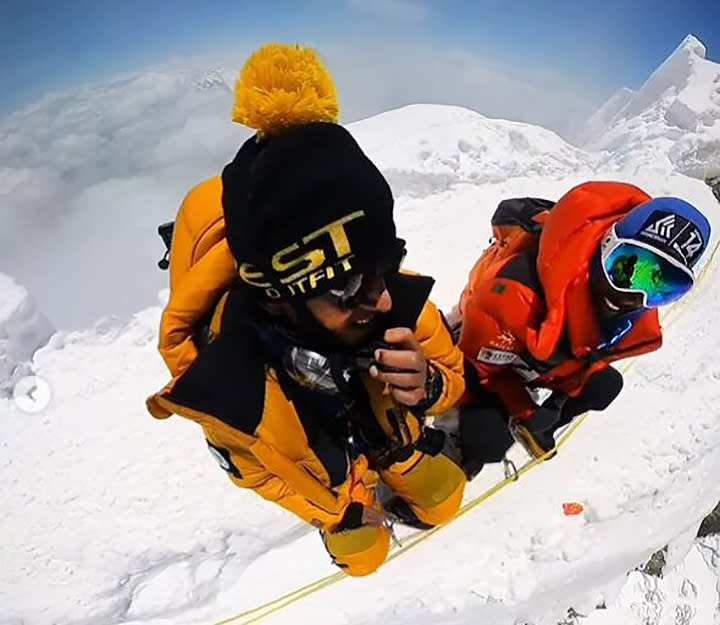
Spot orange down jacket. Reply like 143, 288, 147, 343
148, 178, 465, 531
459, 181, 664, 420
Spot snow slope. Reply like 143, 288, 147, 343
579, 35, 720, 180
351, 104, 596, 198
582, 535, 720, 625
2, 165, 719, 625
3, 35, 720, 625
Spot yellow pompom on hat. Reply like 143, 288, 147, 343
232, 43, 339, 138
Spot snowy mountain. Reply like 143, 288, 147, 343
3, 35, 720, 625
578, 35, 720, 180
573, 87, 636, 148
352, 104, 596, 197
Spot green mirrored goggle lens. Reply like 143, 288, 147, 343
604, 243, 694, 307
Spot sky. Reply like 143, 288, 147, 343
1, 0, 719, 119
1, 0, 719, 330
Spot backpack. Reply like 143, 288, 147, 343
459, 197, 554, 318
154, 176, 237, 378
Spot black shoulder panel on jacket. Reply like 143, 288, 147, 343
497, 251, 542, 292
166, 286, 266, 435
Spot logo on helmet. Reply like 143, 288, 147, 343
639, 210, 704, 265
643, 213, 676, 240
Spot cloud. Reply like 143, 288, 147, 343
0, 64, 250, 330
344, 0, 430, 21
324, 43, 598, 138
0, 43, 600, 331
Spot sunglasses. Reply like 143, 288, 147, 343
325, 245, 407, 311
601, 226, 695, 308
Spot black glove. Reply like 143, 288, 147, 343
524, 392, 568, 433
458, 388, 515, 477
334, 502, 364, 531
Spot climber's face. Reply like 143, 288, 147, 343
305, 271, 394, 346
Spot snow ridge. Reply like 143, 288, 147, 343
574, 87, 636, 147
0, 273, 54, 391
579, 34, 720, 180
618, 35, 707, 123
351, 104, 597, 198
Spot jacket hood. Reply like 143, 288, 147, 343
526, 181, 652, 361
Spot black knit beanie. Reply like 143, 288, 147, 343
220, 44, 403, 303
222, 123, 402, 302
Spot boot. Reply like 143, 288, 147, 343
383, 496, 434, 530
508, 391, 569, 459
509, 418, 557, 460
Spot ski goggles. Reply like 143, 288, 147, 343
284, 346, 343, 395
600, 226, 695, 308
325, 243, 407, 311
283, 342, 386, 396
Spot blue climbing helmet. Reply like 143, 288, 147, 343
599, 197, 711, 308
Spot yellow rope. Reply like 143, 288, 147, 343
216, 234, 720, 625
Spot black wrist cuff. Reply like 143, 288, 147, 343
412, 367, 444, 415
415, 426, 446, 456
335, 501, 364, 531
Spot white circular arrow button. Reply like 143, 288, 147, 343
13, 376, 52, 413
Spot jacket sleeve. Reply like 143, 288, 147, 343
147, 372, 376, 533
203, 422, 374, 532
158, 240, 236, 377
413, 300, 466, 415
479, 367, 536, 420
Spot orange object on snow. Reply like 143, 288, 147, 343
562, 502, 584, 516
